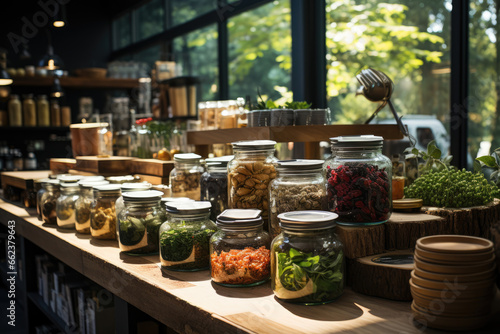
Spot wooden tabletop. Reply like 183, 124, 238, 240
1, 199, 499, 334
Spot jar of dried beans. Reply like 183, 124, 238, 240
269, 159, 327, 239
170, 153, 203, 200
323, 135, 392, 226
90, 184, 121, 240
210, 209, 271, 287
200, 155, 232, 221
228, 140, 277, 227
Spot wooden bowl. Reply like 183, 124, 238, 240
414, 266, 496, 283
415, 245, 494, 263
409, 278, 496, 299
73, 67, 107, 78
416, 235, 493, 254
410, 270, 496, 291
411, 289, 494, 316
414, 254, 495, 274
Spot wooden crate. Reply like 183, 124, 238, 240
74, 156, 133, 175
131, 159, 174, 177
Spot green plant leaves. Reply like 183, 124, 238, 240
476, 156, 499, 168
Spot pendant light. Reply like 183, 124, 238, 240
53, 4, 67, 28
51, 77, 64, 98
39, 30, 63, 70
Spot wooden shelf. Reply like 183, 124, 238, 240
10, 76, 139, 89
187, 124, 404, 145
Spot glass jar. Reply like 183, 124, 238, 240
210, 209, 271, 287
37, 95, 50, 127
115, 182, 152, 221
50, 99, 61, 126
200, 156, 233, 221
323, 135, 392, 226
75, 180, 109, 234
56, 183, 80, 229
23, 94, 36, 126
90, 184, 121, 240
40, 179, 60, 225
170, 153, 203, 200
8, 94, 22, 127
36, 178, 51, 221
228, 140, 278, 225
118, 190, 164, 255
269, 159, 327, 239
159, 201, 217, 271
271, 211, 344, 305
159, 197, 194, 223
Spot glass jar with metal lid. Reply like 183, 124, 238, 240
36, 178, 51, 221
80, 175, 105, 182
118, 190, 164, 255
201, 155, 233, 221
115, 182, 152, 221
159, 197, 194, 223
159, 201, 217, 271
57, 174, 84, 184
323, 135, 392, 226
210, 209, 271, 287
228, 140, 278, 225
271, 211, 344, 305
106, 175, 139, 184
40, 179, 60, 225
56, 182, 80, 229
90, 184, 121, 240
75, 180, 109, 234
269, 159, 327, 239
170, 153, 204, 200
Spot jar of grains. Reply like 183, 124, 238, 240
170, 153, 203, 200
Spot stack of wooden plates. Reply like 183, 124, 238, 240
410, 235, 497, 331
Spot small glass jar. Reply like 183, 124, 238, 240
8, 94, 22, 127
210, 209, 271, 287
50, 99, 61, 126
170, 153, 203, 200
37, 95, 50, 127
75, 180, 109, 234
269, 159, 327, 239
159, 201, 217, 271
23, 94, 36, 126
118, 190, 164, 255
271, 211, 344, 305
200, 156, 233, 221
40, 179, 60, 225
36, 178, 51, 221
323, 135, 392, 226
56, 183, 80, 229
228, 140, 278, 226
115, 182, 152, 221
90, 184, 121, 240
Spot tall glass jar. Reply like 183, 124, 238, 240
323, 135, 392, 226
210, 209, 271, 287
159, 197, 194, 223
50, 99, 61, 127
23, 94, 36, 126
8, 94, 22, 127
269, 160, 327, 239
159, 201, 217, 271
115, 182, 152, 221
200, 156, 233, 221
90, 184, 121, 240
56, 183, 80, 229
37, 95, 50, 127
118, 190, 164, 255
36, 178, 51, 221
40, 179, 60, 225
170, 153, 203, 200
271, 211, 344, 305
75, 180, 109, 234
228, 140, 277, 226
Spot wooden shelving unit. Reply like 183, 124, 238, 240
10, 76, 140, 89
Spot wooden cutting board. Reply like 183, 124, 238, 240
1, 170, 52, 190
49, 158, 76, 174
131, 159, 175, 177
75, 156, 133, 175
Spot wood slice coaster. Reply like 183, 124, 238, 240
336, 224, 385, 259
347, 249, 414, 301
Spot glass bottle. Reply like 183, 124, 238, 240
90, 184, 121, 240
271, 211, 344, 305
170, 153, 203, 200
159, 201, 217, 271
75, 180, 109, 234
36, 178, 51, 220
210, 209, 271, 287
50, 99, 61, 126
37, 95, 50, 126
323, 135, 392, 226
40, 179, 60, 225
269, 159, 327, 239
200, 155, 233, 221
8, 94, 22, 127
23, 94, 36, 126
227, 140, 278, 227
118, 190, 164, 255
56, 183, 80, 229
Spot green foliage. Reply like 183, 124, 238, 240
476, 148, 500, 188
284, 101, 312, 110
404, 140, 452, 175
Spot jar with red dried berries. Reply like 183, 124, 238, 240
323, 135, 392, 226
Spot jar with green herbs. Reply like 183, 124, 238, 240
271, 211, 344, 305
210, 209, 271, 287
200, 155, 232, 221
75, 180, 109, 234
90, 184, 121, 240
40, 179, 60, 225
159, 197, 194, 223
118, 190, 164, 255
115, 182, 152, 223
170, 153, 203, 200
56, 183, 80, 229
159, 201, 216, 271
36, 178, 51, 221
269, 159, 327, 239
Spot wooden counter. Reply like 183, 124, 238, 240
1, 199, 499, 334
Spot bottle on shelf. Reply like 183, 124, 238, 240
50, 99, 61, 126
24, 149, 37, 170
37, 95, 50, 127
61, 106, 71, 127
8, 94, 22, 127
12, 148, 23, 171
23, 94, 37, 126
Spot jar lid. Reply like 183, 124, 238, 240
330, 135, 383, 148
174, 153, 201, 162
93, 184, 121, 192
57, 174, 83, 183
161, 197, 194, 203
78, 180, 109, 188
166, 201, 211, 214
60, 182, 80, 189
106, 175, 137, 183
122, 190, 164, 202
120, 182, 152, 192
81, 176, 105, 182
393, 198, 423, 210
231, 140, 276, 150
216, 209, 263, 229
277, 159, 324, 171
278, 210, 338, 230
37, 178, 51, 184
205, 155, 234, 167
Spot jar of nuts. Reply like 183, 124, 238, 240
228, 140, 278, 225
170, 153, 204, 200
269, 159, 327, 239
90, 184, 121, 240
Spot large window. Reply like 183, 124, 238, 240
113, 13, 132, 50
169, 0, 216, 27
136, 0, 165, 41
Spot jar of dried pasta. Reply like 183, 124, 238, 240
170, 153, 203, 200
90, 184, 121, 240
